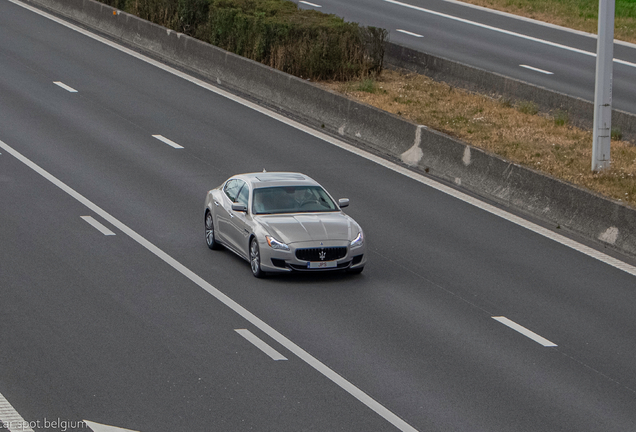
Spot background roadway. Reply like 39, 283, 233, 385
296, 0, 636, 115
2, 0, 636, 430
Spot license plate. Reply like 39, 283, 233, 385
307, 261, 337, 269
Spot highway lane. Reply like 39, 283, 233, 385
2, 0, 636, 430
0, 151, 391, 431
296, 0, 636, 115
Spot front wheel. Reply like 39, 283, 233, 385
205, 211, 220, 250
250, 238, 266, 278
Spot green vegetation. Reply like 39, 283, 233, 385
553, 109, 569, 126
354, 77, 391, 94
356, 78, 378, 93
517, 100, 538, 115
101, 0, 387, 80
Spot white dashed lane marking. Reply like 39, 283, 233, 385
152, 134, 184, 149
396, 29, 424, 38
520, 64, 554, 75
493, 317, 558, 347
53, 81, 78, 92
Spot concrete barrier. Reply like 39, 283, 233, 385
385, 43, 636, 140
23, 0, 636, 258
407, 127, 636, 257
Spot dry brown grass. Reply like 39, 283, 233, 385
321, 70, 636, 207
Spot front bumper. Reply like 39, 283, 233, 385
258, 239, 366, 273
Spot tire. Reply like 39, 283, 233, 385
250, 237, 266, 278
205, 211, 220, 250
347, 266, 364, 275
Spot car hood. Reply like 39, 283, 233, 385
256, 212, 357, 244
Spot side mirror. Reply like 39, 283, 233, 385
232, 203, 247, 212
338, 198, 349, 208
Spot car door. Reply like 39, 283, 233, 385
216, 179, 241, 245
226, 182, 252, 258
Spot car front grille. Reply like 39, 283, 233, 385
296, 246, 347, 262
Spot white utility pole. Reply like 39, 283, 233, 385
592, 0, 615, 171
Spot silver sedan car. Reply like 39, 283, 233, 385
204, 172, 366, 277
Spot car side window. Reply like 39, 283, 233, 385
236, 182, 249, 208
223, 179, 241, 202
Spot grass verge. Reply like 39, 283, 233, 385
321, 70, 636, 207
458, 0, 636, 44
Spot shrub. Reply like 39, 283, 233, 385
178, 0, 211, 37
101, 0, 387, 81
206, 0, 387, 80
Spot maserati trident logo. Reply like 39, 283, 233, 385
319, 249, 326, 260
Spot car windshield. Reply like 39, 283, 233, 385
252, 186, 338, 214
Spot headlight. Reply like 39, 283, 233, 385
351, 231, 364, 247
266, 235, 290, 251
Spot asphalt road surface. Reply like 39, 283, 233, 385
2, 1, 636, 431
296, 0, 636, 115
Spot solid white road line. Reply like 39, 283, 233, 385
0, 391, 35, 432
492, 317, 558, 347
152, 134, 183, 149
384, 0, 636, 69
235, 329, 288, 361
81, 216, 116, 236
53, 81, 78, 92
0, 138, 418, 432
396, 29, 424, 38
10, 0, 636, 280
299, 1, 321, 7
519, 64, 554, 75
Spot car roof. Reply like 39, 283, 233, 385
234, 172, 320, 189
